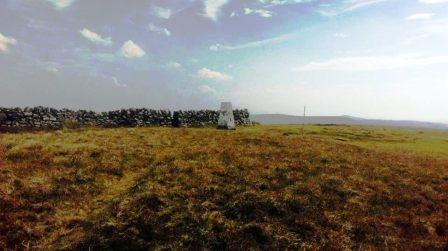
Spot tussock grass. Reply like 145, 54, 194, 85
0, 125, 447, 250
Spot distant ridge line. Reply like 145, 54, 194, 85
250, 114, 448, 130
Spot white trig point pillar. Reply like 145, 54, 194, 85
218, 102, 236, 130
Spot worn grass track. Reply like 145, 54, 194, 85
1, 125, 448, 250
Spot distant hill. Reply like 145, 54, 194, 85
250, 114, 448, 130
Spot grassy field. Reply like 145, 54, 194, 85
1, 125, 448, 250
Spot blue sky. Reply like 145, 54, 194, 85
0, 0, 447, 123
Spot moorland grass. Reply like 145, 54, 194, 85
1, 125, 447, 250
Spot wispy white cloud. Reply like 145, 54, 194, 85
198, 84, 217, 94
318, 0, 388, 16
112, 77, 127, 87
294, 54, 448, 71
46, 0, 76, 9
422, 18, 448, 35
153, 7, 172, 19
120, 40, 145, 59
210, 33, 292, 51
166, 62, 182, 69
39, 61, 61, 73
0, 32, 17, 53
27, 19, 49, 30
419, 0, 448, 3
406, 13, 435, 20
345, 0, 388, 11
148, 24, 171, 37
203, 0, 230, 21
79, 28, 112, 46
334, 33, 348, 38
198, 68, 232, 81
259, 0, 316, 7
244, 8, 274, 17
47, 67, 59, 73
317, 10, 335, 17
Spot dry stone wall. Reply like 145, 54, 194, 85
0, 107, 250, 132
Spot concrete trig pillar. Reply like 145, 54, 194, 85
218, 102, 236, 130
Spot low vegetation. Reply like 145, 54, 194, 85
1, 125, 447, 250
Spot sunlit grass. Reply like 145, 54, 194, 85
244, 125, 448, 156
1, 125, 447, 249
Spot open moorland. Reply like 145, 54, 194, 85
1, 125, 448, 250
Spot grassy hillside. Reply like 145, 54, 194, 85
1, 125, 448, 250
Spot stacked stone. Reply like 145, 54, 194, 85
175, 110, 219, 127
174, 109, 249, 127
233, 109, 250, 126
0, 107, 62, 130
0, 107, 251, 132
105, 109, 172, 127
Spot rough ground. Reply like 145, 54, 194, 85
1, 125, 448, 250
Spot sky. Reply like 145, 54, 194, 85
0, 0, 447, 123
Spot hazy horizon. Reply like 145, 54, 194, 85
1, 0, 447, 123
251, 113, 448, 124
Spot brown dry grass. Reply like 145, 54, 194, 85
1, 126, 448, 250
